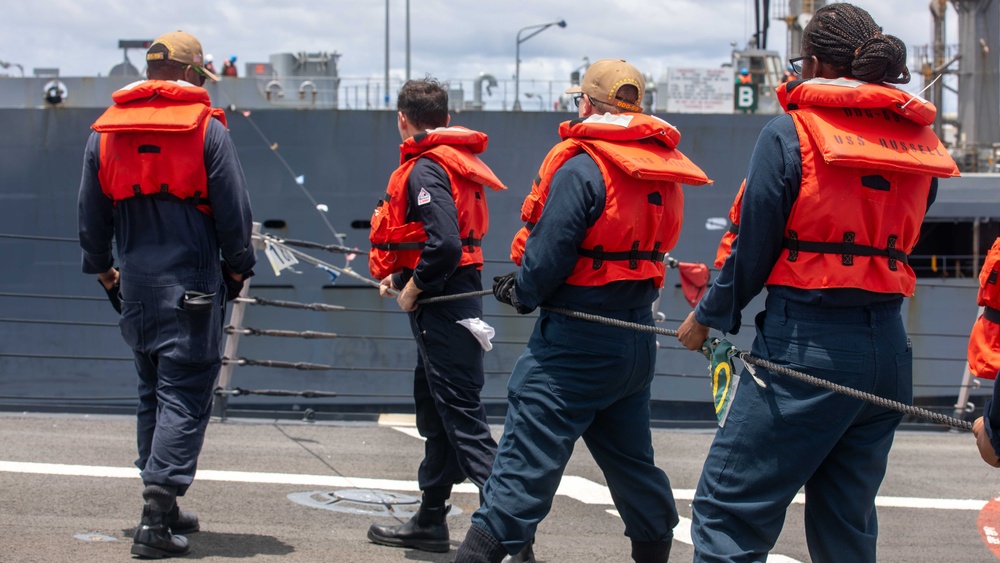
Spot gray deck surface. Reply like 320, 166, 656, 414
1, 412, 998, 562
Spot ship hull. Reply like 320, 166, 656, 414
0, 107, 984, 422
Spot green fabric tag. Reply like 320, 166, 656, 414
703, 338, 739, 427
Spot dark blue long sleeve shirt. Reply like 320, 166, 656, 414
516, 154, 659, 313
694, 113, 938, 334
78, 116, 256, 278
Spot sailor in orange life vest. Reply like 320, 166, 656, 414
714, 180, 745, 269
970, 237, 1000, 467
454, 59, 711, 563
77, 31, 255, 558
676, 4, 959, 561
366, 78, 505, 554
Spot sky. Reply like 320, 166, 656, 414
1, 0, 958, 105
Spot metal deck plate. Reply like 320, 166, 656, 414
287, 488, 464, 517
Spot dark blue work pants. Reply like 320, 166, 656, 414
472, 308, 679, 556
409, 301, 497, 493
691, 295, 911, 563
120, 269, 224, 494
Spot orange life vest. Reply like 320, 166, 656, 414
764, 78, 960, 295
714, 180, 745, 269
368, 127, 507, 280
969, 237, 1000, 379
510, 113, 711, 288
92, 80, 226, 216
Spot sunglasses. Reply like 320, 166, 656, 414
788, 56, 809, 76
572, 93, 584, 108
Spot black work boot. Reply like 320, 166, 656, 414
131, 504, 190, 558
367, 504, 451, 553
131, 484, 190, 558
631, 538, 672, 563
167, 503, 200, 534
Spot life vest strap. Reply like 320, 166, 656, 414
783, 231, 908, 267
525, 221, 536, 232
985, 305, 1000, 325
125, 185, 209, 208
460, 234, 482, 252
372, 236, 481, 253
373, 241, 425, 251
578, 241, 665, 270
728, 223, 739, 235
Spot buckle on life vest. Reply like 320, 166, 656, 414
989, 270, 998, 285
786, 230, 799, 262
524, 221, 536, 232
461, 231, 482, 253
842, 232, 855, 266
887, 235, 898, 271
591, 245, 604, 270
629, 241, 640, 269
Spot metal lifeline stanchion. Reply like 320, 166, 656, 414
212, 222, 262, 421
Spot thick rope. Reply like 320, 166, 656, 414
231, 236, 974, 429
541, 307, 972, 431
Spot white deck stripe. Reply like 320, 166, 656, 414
0, 458, 982, 562
0, 460, 985, 511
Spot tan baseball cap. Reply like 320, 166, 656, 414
146, 30, 219, 81
565, 58, 644, 113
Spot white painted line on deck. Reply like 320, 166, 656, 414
0, 459, 985, 512
389, 426, 424, 440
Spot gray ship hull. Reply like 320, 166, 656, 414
0, 106, 989, 423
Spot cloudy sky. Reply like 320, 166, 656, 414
2, 0, 957, 103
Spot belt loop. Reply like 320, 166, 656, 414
774, 296, 788, 326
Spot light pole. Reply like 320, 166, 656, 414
514, 19, 566, 111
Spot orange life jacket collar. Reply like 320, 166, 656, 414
779, 78, 936, 126
401, 126, 489, 162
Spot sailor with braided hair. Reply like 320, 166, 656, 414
678, 3, 958, 561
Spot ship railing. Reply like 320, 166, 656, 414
0, 231, 986, 427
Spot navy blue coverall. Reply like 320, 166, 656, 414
469, 154, 679, 556
690, 114, 936, 562
390, 158, 497, 502
78, 114, 255, 494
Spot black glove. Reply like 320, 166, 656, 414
222, 262, 252, 302
493, 272, 534, 314
493, 272, 517, 306
99, 270, 121, 314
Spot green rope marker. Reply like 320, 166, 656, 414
702, 338, 739, 427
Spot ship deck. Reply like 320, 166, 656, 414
2, 412, 998, 562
